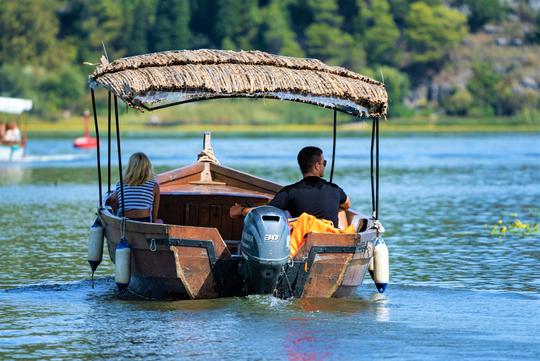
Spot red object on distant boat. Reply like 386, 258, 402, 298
73, 110, 97, 148
73, 135, 98, 148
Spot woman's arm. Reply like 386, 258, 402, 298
152, 183, 160, 222
105, 191, 119, 213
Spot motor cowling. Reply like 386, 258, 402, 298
240, 206, 290, 294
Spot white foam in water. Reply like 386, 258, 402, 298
22, 154, 88, 162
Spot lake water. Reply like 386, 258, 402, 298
1, 133, 539, 360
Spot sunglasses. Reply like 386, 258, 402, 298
322, 160, 327, 167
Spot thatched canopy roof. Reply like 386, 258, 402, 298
89, 49, 388, 117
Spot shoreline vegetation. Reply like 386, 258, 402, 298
26, 117, 540, 138
2, 1, 540, 125
24, 99, 540, 138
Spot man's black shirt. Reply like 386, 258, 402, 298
268, 176, 347, 226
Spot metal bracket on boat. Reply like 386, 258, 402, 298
148, 238, 218, 266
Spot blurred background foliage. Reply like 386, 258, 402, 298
0, 0, 539, 123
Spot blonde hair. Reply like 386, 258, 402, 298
124, 152, 154, 185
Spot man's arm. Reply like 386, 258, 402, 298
230, 203, 251, 218
230, 188, 289, 218
339, 196, 351, 210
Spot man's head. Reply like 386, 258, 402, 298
297, 146, 326, 177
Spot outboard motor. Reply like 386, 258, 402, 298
240, 206, 290, 294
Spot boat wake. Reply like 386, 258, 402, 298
22, 153, 90, 163
2, 277, 116, 299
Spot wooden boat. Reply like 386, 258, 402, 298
0, 96, 31, 162
88, 49, 388, 300
0, 143, 24, 161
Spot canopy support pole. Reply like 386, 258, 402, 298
23, 112, 28, 145
16, 114, 21, 138
114, 96, 125, 216
370, 117, 376, 219
376, 116, 380, 220
107, 92, 112, 193
91, 89, 102, 207
329, 109, 337, 183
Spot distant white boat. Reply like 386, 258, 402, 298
0, 96, 32, 161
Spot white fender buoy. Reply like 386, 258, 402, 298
115, 237, 131, 290
368, 256, 375, 280
88, 218, 104, 287
371, 238, 389, 293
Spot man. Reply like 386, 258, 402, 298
230, 146, 350, 227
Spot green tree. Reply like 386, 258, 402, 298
213, 0, 259, 49
190, 0, 217, 48
0, 1, 63, 66
404, 2, 468, 69
125, 0, 156, 55
150, 0, 191, 51
303, 0, 365, 68
213, 0, 243, 46
466, 61, 502, 115
58, 0, 125, 62
457, 0, 504, 32
363, 0, 401, 67
527, 10, 540, 43
289, 0, 314, 36
441, 89, 473, 116
338, 0, 363, 35
388, 0, 410, 27
258, 0, 304, 57
307, 0, 341, 27
0, 64, 35, 98
363, 66, 411, 116
37, 66, 86, 116
305, 24, 365, 69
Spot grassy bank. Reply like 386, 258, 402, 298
23, 98, 540, 137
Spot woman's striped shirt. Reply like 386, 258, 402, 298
116, 178, 156, 211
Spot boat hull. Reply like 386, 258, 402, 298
73, 136, 97, 149
0, 144, 24, 161
100, 209, 374, 300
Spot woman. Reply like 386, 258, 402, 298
112, 152, 160, 223
0, 122, 6, 143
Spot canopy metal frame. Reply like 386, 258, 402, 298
91, 91, 381, 221
135, 93, 369, 118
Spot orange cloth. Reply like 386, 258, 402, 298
289, 212, 356, 257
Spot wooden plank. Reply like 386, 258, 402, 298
168, 225, 231, 259
157, 195, 182, 225
301, 253, 352, 298
209, 204, 222, 229
294, 233, 357, 260
157, 163, 204, 185
170, 246, 218, 299
131, 249, 178, 278
210, 163, 282, 194
185, 203, 199, 226
341, 244, 372, 287
198, 203, 211, 227
160, 184, 273, 198
231, 217, 244, 240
